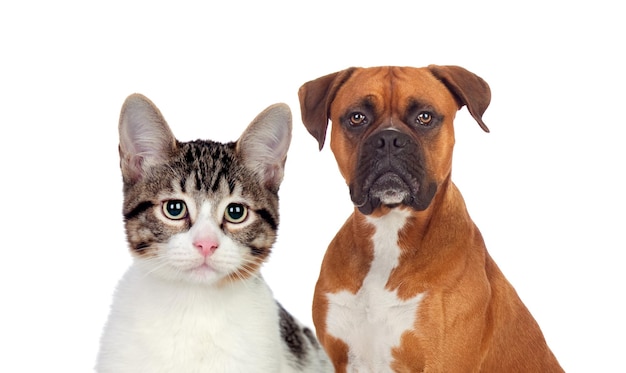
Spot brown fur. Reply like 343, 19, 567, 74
299, 66, 563, 372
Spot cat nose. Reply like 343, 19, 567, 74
194, 239, 219, 257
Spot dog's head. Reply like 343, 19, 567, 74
298, 65, 490, 215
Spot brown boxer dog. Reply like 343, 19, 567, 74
298, 65, 563, 372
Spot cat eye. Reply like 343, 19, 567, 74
162, 200, 188, 220
224, 203, 248, 224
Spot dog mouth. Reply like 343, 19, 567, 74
370, 172, 414, 204
349, 129, 439, 215
351, 170, 420, 215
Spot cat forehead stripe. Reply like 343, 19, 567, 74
124, 201, 154, 221
255, 208, 278, 231
179, 141, 238, 194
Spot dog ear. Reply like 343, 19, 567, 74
428, 65, 491, 132
298, 68, 356, 150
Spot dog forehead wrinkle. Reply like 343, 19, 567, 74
388, 67, 398, 123
406, 98, 434, 113
357, 96, 377, 113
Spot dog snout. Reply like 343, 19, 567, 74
367, 129, 412, 155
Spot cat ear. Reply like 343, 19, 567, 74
237, 103, 292, 192
118, 94, 177, 183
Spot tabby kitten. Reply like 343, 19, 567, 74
96, 94, 331, 372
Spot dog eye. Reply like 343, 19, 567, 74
349, 112, 368, 127
224, 203, 248, 224
162, 200, 188, 220
416, 112, 433, 126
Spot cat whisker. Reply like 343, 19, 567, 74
138, 255, 171, 279
228, 257, 261, 286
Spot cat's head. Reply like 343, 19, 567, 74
117, 94, 292, 286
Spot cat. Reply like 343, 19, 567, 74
96, 94, 332, 373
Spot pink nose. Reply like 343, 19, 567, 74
193, 239, 219, 257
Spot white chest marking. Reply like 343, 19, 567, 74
326, 210, 425, 372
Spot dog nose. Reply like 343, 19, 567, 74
372, 130, 410, 153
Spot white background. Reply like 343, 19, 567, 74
1, 1, 624, 371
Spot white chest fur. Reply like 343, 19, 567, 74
96, 265, 286, 373
325, 210, 425, 372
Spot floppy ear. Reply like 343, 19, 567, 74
298, 68, 356, 150
118, 93, 177, 184
237, 103, 292, 193
428, 65, 491, 132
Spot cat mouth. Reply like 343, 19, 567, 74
171, 256, 259, 284
181, 263, 222, 284
190, 262, 216, 273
